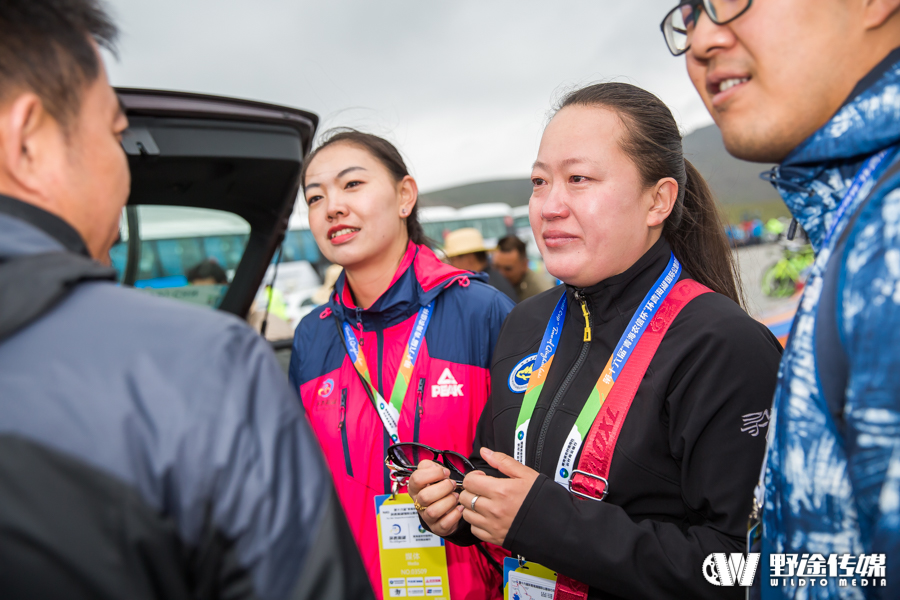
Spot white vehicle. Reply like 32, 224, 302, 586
418, 202, 514, 248
111, 202, 325, 328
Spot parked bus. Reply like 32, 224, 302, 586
418, 202, 514, 248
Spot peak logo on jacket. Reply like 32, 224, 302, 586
432, 368, 464, 398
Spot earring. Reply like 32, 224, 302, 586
401, 209, 408, 216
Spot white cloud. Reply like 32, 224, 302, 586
103, 0, 712, 192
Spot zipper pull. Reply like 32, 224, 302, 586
574, 290, 591, 342
339, 389, 347, 430
356, 308, 363, 345
417, 379, 426, 418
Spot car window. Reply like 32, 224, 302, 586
110, 205, 250, 309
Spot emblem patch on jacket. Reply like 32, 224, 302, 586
317, 378, 334, 397
508, 354, 537, 393
741, 409, 770, 437
432, 368, 464, 398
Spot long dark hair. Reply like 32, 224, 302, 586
300, 129, 428, 247
557, 83, 744, 306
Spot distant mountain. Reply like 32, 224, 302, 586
419, 124, 786, 220
419, 178, 532, 208
682, 124, 779, 205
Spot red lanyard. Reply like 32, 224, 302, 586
554, 279, 711, 600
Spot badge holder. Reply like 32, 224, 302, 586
503, 557, 558, 599
375, 493, 450, 598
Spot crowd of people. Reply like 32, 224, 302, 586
2, 0, 900, 599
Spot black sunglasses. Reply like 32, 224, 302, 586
660, 0, 753, 56
385, 442, 475, 489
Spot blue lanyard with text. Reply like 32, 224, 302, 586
340, 301, 435, 443
514, 252, 682, 486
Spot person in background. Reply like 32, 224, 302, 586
0, 1, 371, 598
443, 227, 518, 302
492, 235, 554, 302
186, 258, 228, 285
289, 130, 514, 600
665, 0, 900, 594
409, 82, 782, 599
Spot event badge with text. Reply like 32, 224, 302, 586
503, 557, 557, 599
375, 493, 451, 598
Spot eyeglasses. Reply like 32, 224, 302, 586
385, 442, 475, 490
660, 0, 753, 56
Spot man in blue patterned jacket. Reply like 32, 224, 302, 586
659, 0, 900, 597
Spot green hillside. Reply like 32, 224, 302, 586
419, 124, 789, 223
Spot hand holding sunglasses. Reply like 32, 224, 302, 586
385, 442, 475, 489
388, 443, 476, 538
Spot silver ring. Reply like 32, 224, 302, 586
470, 495, 479, 511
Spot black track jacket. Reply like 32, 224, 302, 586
449, 238, 783, 599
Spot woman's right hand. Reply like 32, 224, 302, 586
407, 460, 464, 537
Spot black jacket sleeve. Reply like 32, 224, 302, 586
502, 309, 778, 600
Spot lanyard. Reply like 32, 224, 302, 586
340, 301, 435, 443
513, 252, 682, 486
752, 147, 896, 515
823, 148, 892, 247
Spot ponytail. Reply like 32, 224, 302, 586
666, 160, 743, 306
557, 83, 744, 308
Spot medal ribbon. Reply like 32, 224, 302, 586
513, 252, 682, 486
341, 301, 435, 443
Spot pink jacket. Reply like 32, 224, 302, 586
290, 243, 514, 599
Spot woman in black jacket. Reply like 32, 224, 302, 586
407, 83, 782, 599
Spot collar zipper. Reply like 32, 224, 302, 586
534, 289, 592, 471
574, 289, 592, 342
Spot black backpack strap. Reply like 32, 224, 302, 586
0, 252, 116, 343
816, 157, 900, 429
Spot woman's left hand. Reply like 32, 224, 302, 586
458, 447, 540, 547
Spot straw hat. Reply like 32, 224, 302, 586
442, 228, 494, 258
311, 264, 343, 305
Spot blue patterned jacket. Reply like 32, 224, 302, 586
761, 48, 900, 599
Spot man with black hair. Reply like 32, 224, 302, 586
0, 2, 372, 599
493, 235, 554, 302
665, 0, 900, 595
186, 258, 229, 285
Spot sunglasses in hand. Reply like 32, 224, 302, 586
385, 442, 475, 490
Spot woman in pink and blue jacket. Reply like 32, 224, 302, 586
289, 130, 514, 599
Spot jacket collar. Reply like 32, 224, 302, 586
770, 47, 900, 251
328, 241, 486, 328
0, 194, 89, 258
566, 236, 674, 329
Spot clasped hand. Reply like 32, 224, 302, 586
407, 447, 539, 546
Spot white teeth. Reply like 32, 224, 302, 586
330, 228, 359, 239
719, 77, 749, 93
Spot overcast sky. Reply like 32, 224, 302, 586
103, 0, 713, 193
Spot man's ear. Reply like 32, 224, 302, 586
646, 177, 678, 228
864, 0, 900, 29
0, 93, 53, 198
398, 175, 419, 218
